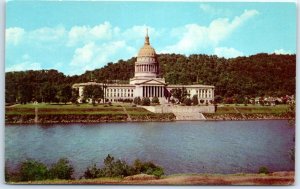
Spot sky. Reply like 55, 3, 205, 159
5, 1, 296, 76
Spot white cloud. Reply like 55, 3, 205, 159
6, 53, 42, 72
69, 40, 136, 75
28, 26, 66, 42
6, 26, 66, 46
214, 47, 244, 58
6, 27, 25, 45
199, 4, 230, 16
164, 9, 259, 54
273, 49, 292, 55
6, 62, 42, 72
67, 22, 118, 46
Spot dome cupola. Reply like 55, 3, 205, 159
137, 29, 156, 57
134, 29, 159, 78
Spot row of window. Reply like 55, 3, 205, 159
106, 88, 134, 93
106, 93, 134, 98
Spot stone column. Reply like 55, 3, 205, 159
146, 86, 148, 97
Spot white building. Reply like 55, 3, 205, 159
73, 31, 215, 104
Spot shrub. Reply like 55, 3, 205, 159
152, 167, 164, 178
84, 164, 102, 179
133, 97, 141, 105
142, 97, 151, 106
152, 96, 160, 104
19, 159, 49, 181
133, 159, 164, 178
192, 95, 198, 105
170, 99, 176, 104
84, 155, 164, 179
258, 166, 269, 174
183, 98, 192, 106
49, 158, 74, 180
214, 95, 223, 104
200, 99, 205, 104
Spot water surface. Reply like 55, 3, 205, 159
5, 120, 294, 177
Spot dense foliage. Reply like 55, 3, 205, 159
6, 158, 74, 182
5, 155, 164, 182
5, 53, 295, 104
84, 154, 164, 179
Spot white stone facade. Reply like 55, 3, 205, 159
73, 32, 215, 104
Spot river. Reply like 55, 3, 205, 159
5, 120, 294, 177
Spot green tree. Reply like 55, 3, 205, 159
49, 158, 74, 180
170, 87, 188, 103
59, 85, 72, 104
70, 88, 79, 104
83, 85, 104, 104
19, 160, 49, 181
93, 85, 104, 103
41, 83, 58, 103
84, 164, 101, 179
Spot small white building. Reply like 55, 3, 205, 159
73, 31, 215, 104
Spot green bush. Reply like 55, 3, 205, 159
183, 98, 192, 106
133, 97, 141, 105
49, 158, 74, 180
133, 159, 164, 178
192, 95, 198, 106
19, 159, 49, 181
258, 166, 269, 174
142, 97, 151, 106
84, 155, 164, 179
152, 167, 164, 178
84, 164, 102, 179
152, 96, 160, 104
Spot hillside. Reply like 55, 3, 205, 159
5, 53, 295, 103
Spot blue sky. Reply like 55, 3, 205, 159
5, 1, 296, 75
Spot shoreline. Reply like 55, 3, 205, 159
8, 171, 294, 185
5, 114, 292, 124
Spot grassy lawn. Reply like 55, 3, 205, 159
216, 104, 289, 114
6, 103, 152, 115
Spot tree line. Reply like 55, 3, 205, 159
5, 155, 164, 182
5, 53, 295, 104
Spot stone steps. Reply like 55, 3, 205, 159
174, 112, 206, 120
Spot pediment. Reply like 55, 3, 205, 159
137, 79, 166, 85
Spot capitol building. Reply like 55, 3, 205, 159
73, 31, 215, 104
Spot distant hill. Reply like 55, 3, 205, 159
5, 53, 295, 103
80, 53, 295, 97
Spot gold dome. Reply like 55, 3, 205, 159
137, 29, 156, 57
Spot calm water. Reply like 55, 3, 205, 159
5, 120, 294, 177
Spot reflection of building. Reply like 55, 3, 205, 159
73, 30, 214, 104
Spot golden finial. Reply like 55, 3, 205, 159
145, 27, 150, 45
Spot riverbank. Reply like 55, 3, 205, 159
5, 103, 292, 124
9, 171, 294, 185
203, 113, 292, 121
